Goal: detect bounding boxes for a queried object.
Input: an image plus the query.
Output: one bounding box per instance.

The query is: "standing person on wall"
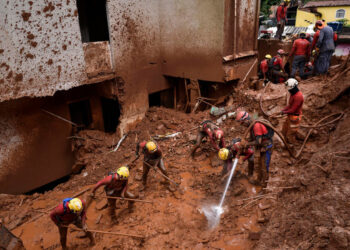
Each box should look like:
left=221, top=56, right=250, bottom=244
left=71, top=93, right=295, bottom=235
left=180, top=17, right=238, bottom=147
left=275, top=0, right=289, bottom=40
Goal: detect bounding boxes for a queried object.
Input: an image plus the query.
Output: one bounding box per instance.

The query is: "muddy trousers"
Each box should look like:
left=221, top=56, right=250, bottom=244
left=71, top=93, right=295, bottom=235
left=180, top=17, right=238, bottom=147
left=291, top=55, right=306, bottom=79
left=106, top=190, right=138, bottom=220
left=275, top=19, right=285, bottom=40
left=58, top=220, right=94, bottom=249
left=282, top=115, right=302, bottom=144
left=253, top=146, right=273, bottom=187
left=142, top=158, right=169, bottom=186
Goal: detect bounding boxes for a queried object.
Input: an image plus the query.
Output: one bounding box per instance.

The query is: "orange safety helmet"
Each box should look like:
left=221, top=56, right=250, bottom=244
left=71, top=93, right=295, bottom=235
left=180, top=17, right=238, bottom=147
left=277, top=49, right=286, bottom=55
left=315, top=20, right=324, bottom=30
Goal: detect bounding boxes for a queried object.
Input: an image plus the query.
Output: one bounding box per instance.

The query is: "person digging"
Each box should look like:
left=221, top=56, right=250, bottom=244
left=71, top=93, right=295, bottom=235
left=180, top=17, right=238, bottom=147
left=50, top=197, right=95, bottom=250
left=91, top=166, right=138, bottom=224
left=136, top=140, right=175, bottom=192
left=235, top=111, right=274, bottom=187
left=218, top=138, right=254, bottom=177
left=190, top=120, right=225, bottom=158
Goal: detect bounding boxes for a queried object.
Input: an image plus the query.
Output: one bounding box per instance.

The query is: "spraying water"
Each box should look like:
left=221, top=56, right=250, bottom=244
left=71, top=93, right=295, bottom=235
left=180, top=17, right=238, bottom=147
left=202, top=158, right=239, bottom=229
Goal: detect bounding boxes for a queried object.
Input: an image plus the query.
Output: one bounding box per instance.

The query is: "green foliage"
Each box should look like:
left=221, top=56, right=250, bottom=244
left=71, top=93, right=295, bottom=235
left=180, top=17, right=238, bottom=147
left=260, top=0, right=280, bottom=17
left=337, top=18, right=349, bottom=25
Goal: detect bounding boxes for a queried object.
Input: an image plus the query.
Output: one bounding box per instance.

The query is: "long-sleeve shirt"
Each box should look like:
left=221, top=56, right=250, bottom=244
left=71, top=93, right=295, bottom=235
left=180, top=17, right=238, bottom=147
left=271, top=56, right=284, bottom=71
left=282, top=91, right=304, bottom=115
left=290, top=38, right=310, bottom=57
left=311, top=30, right=337, bottom=52
left=276, top=5, right=287, bottom=22
left=93, top=174, right=128, bottom=193
left=201, top=122, right=225, bottom=150
left=260, top=59, right=269, bottom=74
left=229, top=145, right=254, bottom=161
left=50, top=200, right=87, bottom=225
left=316, top=26, right=335, bottom=53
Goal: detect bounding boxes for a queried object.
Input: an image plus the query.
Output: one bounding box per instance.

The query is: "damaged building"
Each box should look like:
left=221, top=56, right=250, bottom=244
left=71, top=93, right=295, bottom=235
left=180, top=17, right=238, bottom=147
left=0, top=0, right=260, bottom=194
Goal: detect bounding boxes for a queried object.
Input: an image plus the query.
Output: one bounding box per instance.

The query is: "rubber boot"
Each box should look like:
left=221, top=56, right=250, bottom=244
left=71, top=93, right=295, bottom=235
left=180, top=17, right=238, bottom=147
left=107, top=199, right=118, bottom=224
left=58, top=226, right=68, bottom=250
left=248, top=161, right=254, bottom=177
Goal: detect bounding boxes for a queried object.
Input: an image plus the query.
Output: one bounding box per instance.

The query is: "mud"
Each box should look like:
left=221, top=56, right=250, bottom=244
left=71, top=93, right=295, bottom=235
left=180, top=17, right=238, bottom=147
left=1, top=66, right=350, bottom=249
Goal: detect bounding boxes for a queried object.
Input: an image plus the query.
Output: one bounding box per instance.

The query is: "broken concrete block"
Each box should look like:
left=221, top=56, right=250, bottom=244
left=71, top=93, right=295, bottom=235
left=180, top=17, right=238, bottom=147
left=95, top=199, right=108, bottom=210
left=0, top=222, right=25, bottom=250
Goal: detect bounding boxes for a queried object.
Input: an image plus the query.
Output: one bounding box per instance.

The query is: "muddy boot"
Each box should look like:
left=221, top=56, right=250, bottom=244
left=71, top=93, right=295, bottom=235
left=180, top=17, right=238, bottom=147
left=248, top=161, right=254, bottom=177
left=108, top=200, right=118, bottom=224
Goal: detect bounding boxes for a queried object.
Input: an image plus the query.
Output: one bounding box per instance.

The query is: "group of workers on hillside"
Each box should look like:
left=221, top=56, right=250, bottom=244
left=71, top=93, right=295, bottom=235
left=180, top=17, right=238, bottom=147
left=266, top=1, right=337, bottom=82
left=50, top=138, right=175, bottom=249
left=49, top=75, right=305, bottom=249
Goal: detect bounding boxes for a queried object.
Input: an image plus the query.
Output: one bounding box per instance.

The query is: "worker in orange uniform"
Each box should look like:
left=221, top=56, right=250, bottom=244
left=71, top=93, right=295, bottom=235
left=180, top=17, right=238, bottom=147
left=190, top=120, right=225, bottom=157
left=50, top=198, right=95, bottom=249
left=218, top=138, right=254, bottom=177
left=259, top=54, right=272, bottom=83
left=290, top=32, right=310, bottom=79
left=275, top=0, right=289, bottom=40
left=268, top=49, right=288, bottom=83
left=281, top=78, right=304, bottom=145
left=136, top=140, right=173, bottom=191
left=91, top=166, right=137, bottom=223
left=235, top=111, right=274, bottom=186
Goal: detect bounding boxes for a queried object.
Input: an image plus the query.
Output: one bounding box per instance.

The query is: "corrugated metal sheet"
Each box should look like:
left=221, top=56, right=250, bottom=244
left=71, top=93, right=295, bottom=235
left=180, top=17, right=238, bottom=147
left=283, top=26, right=308, bottom=36
left=304, top=1, right=350, bottom=8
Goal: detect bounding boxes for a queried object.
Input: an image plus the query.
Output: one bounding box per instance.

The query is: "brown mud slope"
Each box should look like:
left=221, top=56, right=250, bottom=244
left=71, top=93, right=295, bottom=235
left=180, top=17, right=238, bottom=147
left=1, top=70, right=350, bottom=249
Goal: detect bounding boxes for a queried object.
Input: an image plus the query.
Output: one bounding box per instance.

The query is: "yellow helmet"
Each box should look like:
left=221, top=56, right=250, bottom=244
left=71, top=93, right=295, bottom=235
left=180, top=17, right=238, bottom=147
left=68, top=198, right=83, bottom=213
left=145, top=141, right=157, bottom=153
left=265, top=54, right=272, bottom=59
left=218, top=148, right=229, bottom=161
left=117, top=166, right=129, bottom=179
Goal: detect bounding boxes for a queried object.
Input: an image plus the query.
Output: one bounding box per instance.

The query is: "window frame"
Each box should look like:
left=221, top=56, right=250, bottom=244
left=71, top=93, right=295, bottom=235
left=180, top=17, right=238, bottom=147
left=335, top=9, right=346, bottom=19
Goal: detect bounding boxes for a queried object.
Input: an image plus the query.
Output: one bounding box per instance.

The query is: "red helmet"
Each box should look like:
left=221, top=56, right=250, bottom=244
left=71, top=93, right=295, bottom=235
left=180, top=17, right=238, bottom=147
left=235, top=111, right=250, bottom=122
left=214, top=129, right=224, bottom=140
left=277, top=49, right=285, bottom=55
left=315, top=20, right=324, bottom=29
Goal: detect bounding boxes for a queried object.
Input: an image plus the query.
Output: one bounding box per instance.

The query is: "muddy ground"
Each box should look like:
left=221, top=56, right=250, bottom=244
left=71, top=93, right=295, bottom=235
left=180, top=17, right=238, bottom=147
left=1, top=65, right=350, bottom=249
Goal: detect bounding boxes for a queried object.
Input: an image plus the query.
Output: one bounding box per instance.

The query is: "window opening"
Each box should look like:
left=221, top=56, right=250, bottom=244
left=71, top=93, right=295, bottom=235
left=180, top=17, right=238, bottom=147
left=101, top=97, right=120, bottom=133
left=336, top=9, right=345, bottom=19
left=68, top=99, right=92, bottom=129
left=149, top=88, right=174, bottom=108
left=76, top=0, right=110, bottom=42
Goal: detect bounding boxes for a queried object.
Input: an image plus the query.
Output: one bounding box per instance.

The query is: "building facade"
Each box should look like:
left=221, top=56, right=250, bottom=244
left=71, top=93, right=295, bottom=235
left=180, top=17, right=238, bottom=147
left=0, top=0, right=260, bottom=193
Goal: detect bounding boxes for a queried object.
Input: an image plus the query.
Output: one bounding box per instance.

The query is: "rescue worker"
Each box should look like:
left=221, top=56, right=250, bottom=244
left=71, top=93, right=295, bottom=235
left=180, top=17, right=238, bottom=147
left=235, top=111, right=274, bottom=186
left=218, top=138, right=254, bottom=176
left=290, top=32, right=310, bottom=79
left=259, top=54, right=272, bottom=83
left=91, top=166, right=137, bottom=223
left=311, top=20, right=337, bottom=75
left=136, top=140, right=173, bottom=191
left=316, top=21, right=335, bottom=78
left=275, top=0, right=289, bottom=40
left=268, top=49, right=288, bottom=83
left=190, top=120, right=225, bottom=157
left=50, top=198, right=95, bottom=250
left=281, top=78, right=304, bottom=145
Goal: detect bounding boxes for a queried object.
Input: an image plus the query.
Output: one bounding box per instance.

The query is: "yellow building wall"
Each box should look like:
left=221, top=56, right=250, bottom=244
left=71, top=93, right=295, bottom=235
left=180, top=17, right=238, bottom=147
left=296, top=6, right=350, bottom=27
left=296, top=9, right=317, bottom=27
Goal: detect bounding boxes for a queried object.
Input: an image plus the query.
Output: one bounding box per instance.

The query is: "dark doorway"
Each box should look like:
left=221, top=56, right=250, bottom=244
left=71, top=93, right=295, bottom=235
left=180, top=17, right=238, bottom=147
left=68, top=99, right=92, bottom=128
left=25, top=175, right=70, bottom=195
left=101, top=97, right=120, bottom=133
left=76, top=0, right=110, bottom=42
left=149, top=88, right=174, bottom=108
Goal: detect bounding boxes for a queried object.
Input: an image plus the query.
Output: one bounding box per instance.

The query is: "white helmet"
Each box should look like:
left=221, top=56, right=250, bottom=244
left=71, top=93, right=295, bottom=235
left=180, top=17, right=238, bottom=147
left=285, top=78, right=298, bottom=90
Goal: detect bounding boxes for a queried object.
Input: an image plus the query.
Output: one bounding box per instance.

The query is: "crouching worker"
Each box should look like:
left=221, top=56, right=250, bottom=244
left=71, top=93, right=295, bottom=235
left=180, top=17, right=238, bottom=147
left=136, top=140, right=174, bottom=191
left=218, top=138, right=254, bottom=176
left=91, top=166, right=137, bottom=223
left=50, top=198, right=94, bottom=250
left=191, top=120, right=225, bottom=157
left=235, top=111, right=274, bottom=187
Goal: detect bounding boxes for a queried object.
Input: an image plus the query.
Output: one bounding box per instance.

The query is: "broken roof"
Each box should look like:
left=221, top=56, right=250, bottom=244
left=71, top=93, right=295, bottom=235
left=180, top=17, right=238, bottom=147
left=303, top=0, right=350, bottom=8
